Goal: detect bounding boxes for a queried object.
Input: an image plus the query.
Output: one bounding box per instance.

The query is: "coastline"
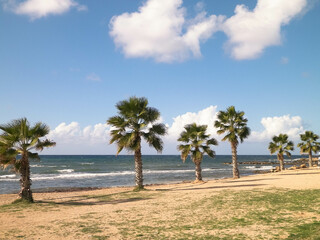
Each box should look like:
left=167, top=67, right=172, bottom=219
left=1, top=167, right=319, bottom=204
left=1, top=168, right=320, bottom=239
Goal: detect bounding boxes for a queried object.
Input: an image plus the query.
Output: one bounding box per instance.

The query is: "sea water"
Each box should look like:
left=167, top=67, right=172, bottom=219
left=0, top=155, right=302, bottom=194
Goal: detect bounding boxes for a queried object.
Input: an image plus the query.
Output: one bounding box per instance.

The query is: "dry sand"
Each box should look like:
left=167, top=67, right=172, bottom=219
left=1, top=168, right=320, bottom=239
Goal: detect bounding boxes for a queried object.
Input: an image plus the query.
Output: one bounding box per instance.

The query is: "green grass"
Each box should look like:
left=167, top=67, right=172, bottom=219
left=2, top=188, right=320, bottom=239
left=287, top=221, right=320, bottom=239
left=111, top=189, right=320, bottom=239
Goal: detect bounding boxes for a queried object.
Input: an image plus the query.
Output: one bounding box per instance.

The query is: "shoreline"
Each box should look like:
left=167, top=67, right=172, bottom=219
left=1, top=167, right=319, bottom=204
left=1, top=170, right=266, bottom=195
left=1, top=168, right=320, bottom=239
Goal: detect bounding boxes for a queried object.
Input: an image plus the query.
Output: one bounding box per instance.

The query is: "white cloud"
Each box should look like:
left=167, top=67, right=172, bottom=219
left=167, top=106, right=218, bottom=140
left=222, top=0, right=307, bottom=60
left=250, top=115, right=305, bottom=141
left=86, top=73, right=101, bottom=82
left=109, top=0, right=224, bottom=63
left=44, top=122, right=113, bottom=154
left=48, top=122, right=109, bottom=144
left=4, top=0, right=86, bottom=19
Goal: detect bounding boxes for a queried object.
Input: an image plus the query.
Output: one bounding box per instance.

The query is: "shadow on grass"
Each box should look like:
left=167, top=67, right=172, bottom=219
left=36, top=197, right=150, bottom=206
left=280, top=172, right=320, bottom=176
left=157, top=183, right=267, bottom=192
left=226, top=178, right=280, bottom=183
left=35, top=190, right=153, bottom=206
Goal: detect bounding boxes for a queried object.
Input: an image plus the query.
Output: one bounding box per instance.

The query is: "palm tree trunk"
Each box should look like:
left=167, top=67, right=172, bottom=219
left=309, top=150, right=313, bottom=168
left=231, top=142, right=240, bottom=179
left=278, top=154, right=284, bottom=171
left=195, top=161, right=202, bottom=181
left=134, top=138, right=143, bottom=189
left=19, top=153, right=33, bottom=202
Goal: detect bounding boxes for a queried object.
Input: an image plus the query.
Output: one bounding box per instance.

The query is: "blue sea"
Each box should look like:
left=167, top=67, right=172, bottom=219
left=0, top=155, right=303, bottom=194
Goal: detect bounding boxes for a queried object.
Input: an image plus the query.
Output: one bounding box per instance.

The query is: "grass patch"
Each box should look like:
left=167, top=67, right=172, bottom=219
left=111, top=189, right=320, bottom=239
left=287, top=221, right=320, bottom=239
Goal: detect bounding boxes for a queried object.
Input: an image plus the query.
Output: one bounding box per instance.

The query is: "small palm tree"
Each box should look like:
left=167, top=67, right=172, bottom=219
left=178, top=123, right=217, bottom=182
left=297, top=131, right=320, bottom=168
left=268, top=134, right=294, bottom=171
left=214, top=106, right=250, bottom=179
left=107, top=97, right=167, bottom=190
left=0, top=118, right=56, bottom=202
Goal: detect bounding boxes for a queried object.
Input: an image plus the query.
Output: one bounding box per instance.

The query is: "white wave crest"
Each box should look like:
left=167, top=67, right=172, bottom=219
left=30, top=164, right=45, bottom=168
left=57, top=169, right=74, bottom=173
left=0, top=174, right=16, bottom=179
left=245, top=166, right=273, bottom=170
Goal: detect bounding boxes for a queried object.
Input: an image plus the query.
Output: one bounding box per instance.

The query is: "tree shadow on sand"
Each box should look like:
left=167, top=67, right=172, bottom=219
left=156, top=183, right=268, bottom=192
left=35, top=191, right=153, bottom=206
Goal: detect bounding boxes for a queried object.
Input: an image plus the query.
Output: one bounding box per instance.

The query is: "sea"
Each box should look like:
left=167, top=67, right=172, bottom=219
left=0, top=155, right=303, bottom=194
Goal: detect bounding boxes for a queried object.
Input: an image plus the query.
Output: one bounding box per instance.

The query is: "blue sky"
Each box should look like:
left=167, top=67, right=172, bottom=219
left=1, top=0, right=319, bottom=155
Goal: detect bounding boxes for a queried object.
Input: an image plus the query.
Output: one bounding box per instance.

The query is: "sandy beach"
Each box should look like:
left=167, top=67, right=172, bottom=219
left=1, top=168, right=320, bottom=239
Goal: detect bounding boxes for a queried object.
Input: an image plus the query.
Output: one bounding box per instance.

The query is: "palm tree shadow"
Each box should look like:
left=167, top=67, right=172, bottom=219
left=280, top=171, right=320, bottom=176
left=35, top=190, right=152, bottom=206
left=156, top=183, right=268, bottom=192
left=226, top=178, right=280, bottom=183
left=37, top=197, right=151, bottom=206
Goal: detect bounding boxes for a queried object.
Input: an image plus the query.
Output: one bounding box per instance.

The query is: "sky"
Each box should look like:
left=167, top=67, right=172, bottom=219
left=0, top=0, right=319, bottom=155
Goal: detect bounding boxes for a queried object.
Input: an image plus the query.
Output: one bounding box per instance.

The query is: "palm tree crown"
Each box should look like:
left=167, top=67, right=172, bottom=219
left=107, top=97, right=166, bottom=189
left=0, top=118, right=56, bottom=171
left=178, top=123, right=218, bottom=181
left=214, top=106, right=250, bottom=145
left=0, top=118, right=56, bottom=202
left=268, top=134, right=294, bottom=171
left=107, top=97, right=166, bottom=154
left=297, top=131, right=320, bottom=167
left=268, top=134, right=294, bottom=157
left=178, top=123, right=217, bottom=162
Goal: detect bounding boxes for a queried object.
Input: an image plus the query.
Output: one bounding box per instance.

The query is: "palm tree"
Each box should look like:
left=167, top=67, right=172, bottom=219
left=177, top=123, right=218, bottom=182
left=214, top=106, right=250, bottom=179
left=107, top=97, right=166, bottom=190
left=268, top=134, right=294, bottom=171
left=297, top=131, right=320, bottom=168
left=0, top=118, right=56, bottom=202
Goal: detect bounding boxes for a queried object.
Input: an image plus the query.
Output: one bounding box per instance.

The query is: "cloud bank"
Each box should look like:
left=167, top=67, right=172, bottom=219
left=43, top=106, right=306, bottom=154
left=3, top=0, right=87, bottom=19
left=109, top=0, right=224, bottom=63
left=250, top=115, right=305, bottom=141
left=109, top=0, right=308, bottom=62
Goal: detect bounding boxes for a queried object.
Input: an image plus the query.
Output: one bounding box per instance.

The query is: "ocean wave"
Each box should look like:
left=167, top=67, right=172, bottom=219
left=57, top=169, right=74, bottom=173
left=30, top=164, right=45, bottom=168
left=0, top=168, right=227, bottom=182
left=245, top=166, right=273, bottom=170
left=81, top=163, right=94, bottom=165
left=0, top=174, right=16, bottom=179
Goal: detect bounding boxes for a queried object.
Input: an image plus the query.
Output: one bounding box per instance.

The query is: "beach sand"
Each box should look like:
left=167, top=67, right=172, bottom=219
left=1, top=168, right=320, bottom=239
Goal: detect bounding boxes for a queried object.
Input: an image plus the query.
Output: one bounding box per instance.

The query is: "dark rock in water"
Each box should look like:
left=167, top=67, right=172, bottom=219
left=223, top=161, right=278, bottom=165
left=300, top=164, right=307, bottom=169
left=223, top=158, right=319, bottom=166
left=253, top=170, right=270, bottom=174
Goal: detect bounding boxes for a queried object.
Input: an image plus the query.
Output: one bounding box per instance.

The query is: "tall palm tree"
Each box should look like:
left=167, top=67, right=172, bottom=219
left=214, top=106, right=250, bottom=179
left=297, top=131, right=320, bottom=168
left=0, top=118, right=56, bottom=202
left=268, top=134, right=294, bottom=171
left=107, top=97, right=166, bottom=190
left=177, top=123, right=218, bottom=182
